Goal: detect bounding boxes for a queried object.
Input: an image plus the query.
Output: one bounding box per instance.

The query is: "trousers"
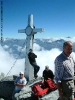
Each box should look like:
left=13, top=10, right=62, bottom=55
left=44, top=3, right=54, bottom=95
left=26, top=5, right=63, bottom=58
left=31, top=62, right=40, bottom=76
left=59, top=80, right=74, bottom=100
left=12, top=90, right=20, bottom=100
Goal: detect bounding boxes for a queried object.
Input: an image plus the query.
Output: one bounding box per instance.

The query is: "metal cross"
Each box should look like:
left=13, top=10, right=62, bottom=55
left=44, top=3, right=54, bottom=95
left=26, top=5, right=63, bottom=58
left=18, top=14, right=44, bottom=81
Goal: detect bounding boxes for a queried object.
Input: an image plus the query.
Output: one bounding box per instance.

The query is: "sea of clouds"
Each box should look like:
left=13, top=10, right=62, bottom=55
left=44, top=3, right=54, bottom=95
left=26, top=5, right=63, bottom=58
left=0, top=43, right=75, bottom=77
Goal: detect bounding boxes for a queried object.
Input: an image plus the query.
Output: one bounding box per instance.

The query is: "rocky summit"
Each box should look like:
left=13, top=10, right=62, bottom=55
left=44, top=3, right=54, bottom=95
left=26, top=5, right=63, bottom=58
left=0, top=76, right=59, bottom=100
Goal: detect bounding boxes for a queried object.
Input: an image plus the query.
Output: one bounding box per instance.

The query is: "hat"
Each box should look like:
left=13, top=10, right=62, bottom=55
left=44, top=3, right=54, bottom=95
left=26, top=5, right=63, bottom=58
left=45, top=65, right=49, bottom=69
left=19, top=71, right=24, bottom=75
left=29, top=49, right=32, bottom=51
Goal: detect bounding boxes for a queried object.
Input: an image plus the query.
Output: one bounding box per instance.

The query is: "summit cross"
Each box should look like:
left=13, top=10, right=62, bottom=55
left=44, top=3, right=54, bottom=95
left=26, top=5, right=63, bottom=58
left=18, top=14, right=44, bottom=81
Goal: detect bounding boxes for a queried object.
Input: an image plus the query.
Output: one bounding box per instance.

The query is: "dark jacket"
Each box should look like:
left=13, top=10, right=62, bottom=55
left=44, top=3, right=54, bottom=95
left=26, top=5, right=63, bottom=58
left=28, top=52, right=37, bottom=64
left=43, top=69, right=54, bottom=80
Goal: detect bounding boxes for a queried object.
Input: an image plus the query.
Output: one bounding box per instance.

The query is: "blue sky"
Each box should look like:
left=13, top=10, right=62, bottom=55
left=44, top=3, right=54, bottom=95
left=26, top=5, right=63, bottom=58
left=0, top=0, right=75, bottom=38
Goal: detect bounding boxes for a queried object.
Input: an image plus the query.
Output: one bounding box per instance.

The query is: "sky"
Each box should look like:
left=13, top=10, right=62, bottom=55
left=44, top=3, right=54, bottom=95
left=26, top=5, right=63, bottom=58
left=0, top=43, right=75, bottom=77
left=0, top=0, right=75, bottom=39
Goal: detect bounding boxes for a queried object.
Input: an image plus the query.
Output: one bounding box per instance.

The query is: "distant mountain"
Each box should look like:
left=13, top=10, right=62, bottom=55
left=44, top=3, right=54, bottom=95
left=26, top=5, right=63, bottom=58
left=0, top=37, right=75, bottom=58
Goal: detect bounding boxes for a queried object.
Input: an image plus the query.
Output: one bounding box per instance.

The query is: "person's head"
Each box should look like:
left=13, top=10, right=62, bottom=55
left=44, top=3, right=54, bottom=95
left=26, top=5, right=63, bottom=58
left=63, top=41, right=73, bottom=57
left=29, top=49, right=33, bottom=53
left=45, top=65, right=49, bottom=71
left=19, top=71, right=24, bottom=79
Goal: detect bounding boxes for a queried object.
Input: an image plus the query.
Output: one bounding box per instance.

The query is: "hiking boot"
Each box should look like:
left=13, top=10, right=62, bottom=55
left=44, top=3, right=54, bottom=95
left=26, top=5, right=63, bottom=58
left=34, top=74, right=38, bottom=78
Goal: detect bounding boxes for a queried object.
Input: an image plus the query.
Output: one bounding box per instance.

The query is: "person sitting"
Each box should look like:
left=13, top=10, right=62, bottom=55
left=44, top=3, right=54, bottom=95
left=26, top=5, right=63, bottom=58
left=12, top=71, right=27, bottom=100
left=28, top=49, right=40, bottom=78
left=43, top=65, right=54, bottom=81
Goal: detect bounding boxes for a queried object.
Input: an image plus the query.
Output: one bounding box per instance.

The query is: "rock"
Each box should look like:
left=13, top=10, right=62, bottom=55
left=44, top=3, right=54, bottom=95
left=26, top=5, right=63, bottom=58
left=0, top=98, right=4, bottom=100
left=14, top=86, right=32, bottom=99
left=0, top=76, right=59, bottom=100
left=0, top=75, right=18, bottom=100
left=39, top=90, right=59, bottom=100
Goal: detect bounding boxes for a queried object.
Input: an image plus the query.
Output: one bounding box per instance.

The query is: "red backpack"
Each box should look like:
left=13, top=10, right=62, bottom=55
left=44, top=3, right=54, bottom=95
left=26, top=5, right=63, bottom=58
left=45, top=78, right=57, bottom=91
left=32, top=82, right=49, bottom=97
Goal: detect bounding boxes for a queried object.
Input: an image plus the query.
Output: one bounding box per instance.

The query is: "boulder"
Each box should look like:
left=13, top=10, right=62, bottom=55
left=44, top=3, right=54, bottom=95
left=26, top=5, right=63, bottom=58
left=0, top=75, right=18, bottom=100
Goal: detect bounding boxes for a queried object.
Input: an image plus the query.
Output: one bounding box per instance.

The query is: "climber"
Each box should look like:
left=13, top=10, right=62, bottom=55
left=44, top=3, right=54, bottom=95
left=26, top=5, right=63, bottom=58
left=28, top=49, right=40, bottom=78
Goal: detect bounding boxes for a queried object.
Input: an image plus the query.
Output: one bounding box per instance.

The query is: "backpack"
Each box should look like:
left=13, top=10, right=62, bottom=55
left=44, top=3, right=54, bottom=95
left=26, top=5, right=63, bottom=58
left=32, top=82, right=49, bottom=97
left=45, top=78, right=57, bottom=91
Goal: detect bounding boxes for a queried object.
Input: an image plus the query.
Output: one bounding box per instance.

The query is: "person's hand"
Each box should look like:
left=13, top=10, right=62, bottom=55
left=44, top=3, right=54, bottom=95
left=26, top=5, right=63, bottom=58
left=16, top=82, right=24, bottom=87
left=48, top=78, right=52, bottom=80
left=48, top=78, right=49, bottom=79
left=14, top=82, right=19, bottom=86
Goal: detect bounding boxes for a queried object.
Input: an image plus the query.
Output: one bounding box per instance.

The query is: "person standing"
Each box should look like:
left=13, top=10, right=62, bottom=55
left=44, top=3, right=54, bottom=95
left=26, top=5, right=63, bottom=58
left=28, top=49, right=40, bottom=78
left=54, top=41, right=75, bottom=100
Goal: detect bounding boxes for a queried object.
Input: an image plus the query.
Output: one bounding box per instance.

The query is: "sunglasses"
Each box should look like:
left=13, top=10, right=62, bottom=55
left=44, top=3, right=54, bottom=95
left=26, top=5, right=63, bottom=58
left=19, top=74, right=23, bottom=75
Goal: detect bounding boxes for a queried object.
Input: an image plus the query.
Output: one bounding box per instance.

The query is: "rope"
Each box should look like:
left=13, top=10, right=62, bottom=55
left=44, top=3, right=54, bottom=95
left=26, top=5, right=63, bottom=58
left=5, top=40, right=26, bottom=77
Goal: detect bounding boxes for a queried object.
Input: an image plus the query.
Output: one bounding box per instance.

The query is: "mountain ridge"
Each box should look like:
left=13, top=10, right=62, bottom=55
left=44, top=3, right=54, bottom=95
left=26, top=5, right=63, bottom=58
left=0, top=37, right=75, bottom=59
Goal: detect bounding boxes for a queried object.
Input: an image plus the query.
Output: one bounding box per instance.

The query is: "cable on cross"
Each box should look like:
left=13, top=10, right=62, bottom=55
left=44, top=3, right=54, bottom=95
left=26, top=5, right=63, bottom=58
left=5, top=40, right=26, bottom=77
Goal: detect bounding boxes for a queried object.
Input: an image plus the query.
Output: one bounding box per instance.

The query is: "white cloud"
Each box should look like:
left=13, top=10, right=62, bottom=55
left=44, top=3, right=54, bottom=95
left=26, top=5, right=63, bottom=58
left=17, top=46, right=22, bottom=52
left=34, top=48, right=62, bottom=76
left=33, top=43, right=75, bottom=76
left=41, top=37, right=75, bottom=43
left=63, top=37, right=75, bottom=43
left=9, top=48, right=13, bottom=53
left=71, top=52, right=75, bottom=60
left=33, top=43, right=43, bottom=51
left=17, top=46, right=25, bottom=53
left=0, top=43, right=75, bottom=78
left=3, top=45, right=9, bottom=49
left=0, top=46, right=25, bottom=76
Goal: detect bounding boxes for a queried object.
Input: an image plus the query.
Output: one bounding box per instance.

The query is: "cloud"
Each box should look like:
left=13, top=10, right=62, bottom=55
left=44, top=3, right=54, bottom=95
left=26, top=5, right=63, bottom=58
left=63, top=37, right=75, bottom=43
left=3, top=45, right=9, bottom=49
left=71, top=52, right=75, bottom=60
left=40, top=37, right=75, bottom=43
left=17, top=46, right=25, bottom=53
left=33, top=43, right=42, bottom=51
left=0, top=45, right=25, bottom=76
left=8, top=48, right=13, bottom=53
left=0, top=43, right=75, bottom=78
left=34, top=43, right=75, bottom=76
left=34, top=47, right=62, bottom=76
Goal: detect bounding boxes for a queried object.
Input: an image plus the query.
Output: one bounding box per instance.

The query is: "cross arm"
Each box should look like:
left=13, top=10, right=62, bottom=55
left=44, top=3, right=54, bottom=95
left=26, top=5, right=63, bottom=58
left=33, top=28, right=44, bottom=34
left=18, top=29, right=26, bottom=33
